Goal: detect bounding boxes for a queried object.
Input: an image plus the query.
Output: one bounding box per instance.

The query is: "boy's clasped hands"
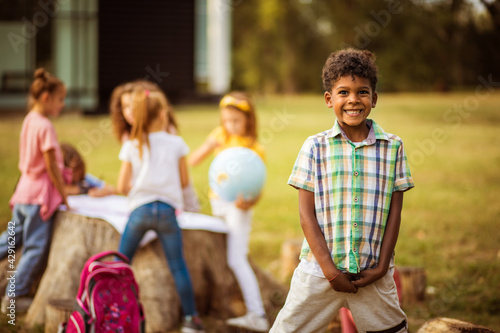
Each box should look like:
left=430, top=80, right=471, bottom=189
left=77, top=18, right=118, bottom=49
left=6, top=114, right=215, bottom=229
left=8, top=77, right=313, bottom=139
left=329, top=266, right=387, bottom=294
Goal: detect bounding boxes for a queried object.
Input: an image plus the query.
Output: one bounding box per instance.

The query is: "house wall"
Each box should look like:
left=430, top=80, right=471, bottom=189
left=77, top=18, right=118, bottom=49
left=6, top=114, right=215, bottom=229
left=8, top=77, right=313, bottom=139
left=0, top=0, right=232, bottom=111
left=98, top=0, right=195, bottom=106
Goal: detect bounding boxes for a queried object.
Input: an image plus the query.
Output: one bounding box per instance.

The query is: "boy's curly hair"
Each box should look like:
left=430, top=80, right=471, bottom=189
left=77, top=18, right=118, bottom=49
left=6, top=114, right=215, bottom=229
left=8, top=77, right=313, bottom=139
left=322, top=48, right=378, bottom=93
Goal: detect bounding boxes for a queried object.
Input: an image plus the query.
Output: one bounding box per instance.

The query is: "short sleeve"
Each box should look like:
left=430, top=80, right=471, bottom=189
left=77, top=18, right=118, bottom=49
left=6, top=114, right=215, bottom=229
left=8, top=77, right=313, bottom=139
left=288, top=138, right=315, bottom=192
left=39, top=121, right=59, bottom=153
left=118, top=140, right=133, bottom=162
left=84, top=173, right=105, bottom=189
left=393, top=141, right=414, bottom=192
left=178, top=137, right=190, bottom=157
left=207, top=126, right=225, bottom=145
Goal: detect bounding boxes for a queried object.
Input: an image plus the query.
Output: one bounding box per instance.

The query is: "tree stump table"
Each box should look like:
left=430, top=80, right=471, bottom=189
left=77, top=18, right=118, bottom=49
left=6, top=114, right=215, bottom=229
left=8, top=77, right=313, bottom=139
left=417, top=317, right=496, bottom=333
left=13, top=211, right=287, bottom=332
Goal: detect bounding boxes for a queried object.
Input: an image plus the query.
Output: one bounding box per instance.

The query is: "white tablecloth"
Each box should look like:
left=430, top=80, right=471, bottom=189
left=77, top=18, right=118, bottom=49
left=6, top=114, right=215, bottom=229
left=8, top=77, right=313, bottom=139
left=61, top=195, right=228, bottom=246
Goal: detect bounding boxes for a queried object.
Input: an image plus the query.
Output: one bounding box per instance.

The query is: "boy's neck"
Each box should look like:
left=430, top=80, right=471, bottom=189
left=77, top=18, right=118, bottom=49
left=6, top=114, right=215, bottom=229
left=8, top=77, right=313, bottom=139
left=338, top=121, right=370, bottom=143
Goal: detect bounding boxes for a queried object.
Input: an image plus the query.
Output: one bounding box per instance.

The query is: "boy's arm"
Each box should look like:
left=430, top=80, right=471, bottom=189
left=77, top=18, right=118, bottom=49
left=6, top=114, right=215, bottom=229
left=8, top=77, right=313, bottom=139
left=352, top=190, right=404, bottom=288
left=88, top=184, right=116, bottom=197
left=64, top=184, right=82, bottom=195
left=298, top=189, right=358, bottom=293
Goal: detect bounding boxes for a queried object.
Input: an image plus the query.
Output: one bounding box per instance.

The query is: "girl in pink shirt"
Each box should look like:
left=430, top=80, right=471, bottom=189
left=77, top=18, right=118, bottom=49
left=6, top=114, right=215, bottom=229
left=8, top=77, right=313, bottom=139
left=1, top=68, right=67, bottom=313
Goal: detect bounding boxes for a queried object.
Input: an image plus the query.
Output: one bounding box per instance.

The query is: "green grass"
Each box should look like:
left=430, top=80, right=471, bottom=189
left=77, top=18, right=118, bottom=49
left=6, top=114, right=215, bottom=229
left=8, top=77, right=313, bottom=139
left=1, top=92, right=499, bottom=331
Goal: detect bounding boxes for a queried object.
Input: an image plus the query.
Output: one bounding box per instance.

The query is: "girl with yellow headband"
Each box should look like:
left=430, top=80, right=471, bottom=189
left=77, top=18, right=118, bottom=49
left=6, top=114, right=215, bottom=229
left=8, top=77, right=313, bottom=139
left=189, top=92, right=264, bottom=163
left=189, top=92, right=269, bottom=332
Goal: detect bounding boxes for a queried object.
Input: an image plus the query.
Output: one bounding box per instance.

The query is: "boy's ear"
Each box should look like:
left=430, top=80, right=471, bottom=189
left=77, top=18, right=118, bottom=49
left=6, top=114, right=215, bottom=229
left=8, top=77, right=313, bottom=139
left=324, top=91, right=333, bottom=108
left=372, top=91, right=378, bottom=108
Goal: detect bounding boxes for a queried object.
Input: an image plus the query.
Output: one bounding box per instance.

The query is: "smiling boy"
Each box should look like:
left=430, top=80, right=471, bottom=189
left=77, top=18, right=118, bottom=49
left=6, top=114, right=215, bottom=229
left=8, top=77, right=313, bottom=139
left=270, top=49, right=414, bottom=333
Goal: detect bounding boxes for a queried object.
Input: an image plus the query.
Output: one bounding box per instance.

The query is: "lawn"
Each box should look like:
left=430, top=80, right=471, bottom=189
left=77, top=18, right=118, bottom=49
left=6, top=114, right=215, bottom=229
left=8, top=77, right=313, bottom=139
left=0, top=92, right=499, bottom=331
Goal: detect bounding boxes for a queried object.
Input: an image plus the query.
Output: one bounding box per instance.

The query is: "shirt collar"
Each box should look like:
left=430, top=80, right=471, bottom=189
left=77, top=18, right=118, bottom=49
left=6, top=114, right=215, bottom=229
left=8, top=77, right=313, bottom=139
left=328, top=119, right=389, bottom=144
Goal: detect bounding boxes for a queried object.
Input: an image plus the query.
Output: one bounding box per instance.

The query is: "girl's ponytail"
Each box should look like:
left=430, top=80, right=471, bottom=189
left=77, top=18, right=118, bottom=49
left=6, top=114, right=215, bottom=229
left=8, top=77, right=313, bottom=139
left=130, top=89, right=150, bottom=159
left=128, top=87, right=169, bottom=159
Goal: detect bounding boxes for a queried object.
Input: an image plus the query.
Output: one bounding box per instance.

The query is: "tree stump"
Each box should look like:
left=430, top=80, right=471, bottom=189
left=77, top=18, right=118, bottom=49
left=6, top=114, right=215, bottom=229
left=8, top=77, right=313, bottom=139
left=280, top=239, right=302, bottom=282
left=45, top=299, right=74, bottom=333
left=397, top=266, right=426, bottom=306
left=417, top=317, right=496, bottom=333
left=21, top=211, right=287, bottom=332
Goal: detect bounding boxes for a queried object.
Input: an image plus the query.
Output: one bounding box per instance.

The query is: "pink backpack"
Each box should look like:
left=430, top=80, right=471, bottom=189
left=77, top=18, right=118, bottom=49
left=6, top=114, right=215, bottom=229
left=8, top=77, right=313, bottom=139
left=60, top=251, right=145, bottom=333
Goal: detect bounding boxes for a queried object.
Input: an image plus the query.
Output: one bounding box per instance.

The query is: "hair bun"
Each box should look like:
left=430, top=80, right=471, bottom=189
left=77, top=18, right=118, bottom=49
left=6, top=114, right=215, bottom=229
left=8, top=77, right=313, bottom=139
left=34, top=68, right=49, bottom=81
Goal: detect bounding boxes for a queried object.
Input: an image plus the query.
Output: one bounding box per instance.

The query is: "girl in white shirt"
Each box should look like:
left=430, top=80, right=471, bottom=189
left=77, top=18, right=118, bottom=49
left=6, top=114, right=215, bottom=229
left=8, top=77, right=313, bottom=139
left=117, top=87, right=204, bottom=333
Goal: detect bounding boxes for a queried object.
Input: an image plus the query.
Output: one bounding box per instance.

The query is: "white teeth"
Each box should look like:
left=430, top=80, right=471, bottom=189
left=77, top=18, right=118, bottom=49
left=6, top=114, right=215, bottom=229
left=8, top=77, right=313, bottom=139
left=345, top=110, right=361, bottom=115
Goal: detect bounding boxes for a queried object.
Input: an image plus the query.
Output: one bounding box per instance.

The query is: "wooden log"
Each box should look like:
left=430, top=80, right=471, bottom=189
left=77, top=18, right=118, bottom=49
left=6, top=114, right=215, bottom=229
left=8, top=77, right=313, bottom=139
left=397, top=266, right=426, bottom=305
left=23, top=211, right=287, bottom=332
left=417, top=317, right=496, bottom=333
left=44, top=299, right=74, bottom=333
left=280, top=239, right=302, bottom=282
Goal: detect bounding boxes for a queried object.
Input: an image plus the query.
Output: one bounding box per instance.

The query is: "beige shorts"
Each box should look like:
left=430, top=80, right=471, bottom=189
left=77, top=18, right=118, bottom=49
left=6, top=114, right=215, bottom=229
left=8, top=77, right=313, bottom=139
left=270, top=267, right=407, bottom=333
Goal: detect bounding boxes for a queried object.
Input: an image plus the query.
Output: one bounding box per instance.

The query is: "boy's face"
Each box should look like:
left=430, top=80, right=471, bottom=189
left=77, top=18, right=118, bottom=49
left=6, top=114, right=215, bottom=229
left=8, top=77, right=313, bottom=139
left=324, top=75, right=377, bottom=130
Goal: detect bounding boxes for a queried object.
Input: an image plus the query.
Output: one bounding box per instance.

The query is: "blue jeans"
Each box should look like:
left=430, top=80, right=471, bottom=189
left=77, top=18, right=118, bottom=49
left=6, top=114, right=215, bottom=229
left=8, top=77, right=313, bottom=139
left=5, top=204, right=53, bottom=297
left=118, top=201, right=197, bottom=316
left=0, top=219, right=24, bottom=260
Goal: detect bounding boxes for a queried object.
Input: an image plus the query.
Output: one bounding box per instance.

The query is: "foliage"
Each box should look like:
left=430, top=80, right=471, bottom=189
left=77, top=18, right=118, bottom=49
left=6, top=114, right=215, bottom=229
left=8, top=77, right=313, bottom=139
left=232, top=0, right=500, bottom=93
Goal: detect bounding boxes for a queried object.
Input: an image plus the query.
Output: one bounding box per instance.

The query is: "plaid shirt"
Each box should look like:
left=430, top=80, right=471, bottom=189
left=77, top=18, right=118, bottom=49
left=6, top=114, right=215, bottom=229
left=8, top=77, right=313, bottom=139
left=288, top=119, right=414, bottom=273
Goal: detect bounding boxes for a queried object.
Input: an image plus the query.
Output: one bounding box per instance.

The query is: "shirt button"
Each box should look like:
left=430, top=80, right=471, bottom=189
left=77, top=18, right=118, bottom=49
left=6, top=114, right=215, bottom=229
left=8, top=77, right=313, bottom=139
left=353, top=223, right=358, bottom=227
left=354, top=171, right=359, bottom=176
left=353, top=248, right=357, bottom=252
left=354, top=197, right=358, bottom=203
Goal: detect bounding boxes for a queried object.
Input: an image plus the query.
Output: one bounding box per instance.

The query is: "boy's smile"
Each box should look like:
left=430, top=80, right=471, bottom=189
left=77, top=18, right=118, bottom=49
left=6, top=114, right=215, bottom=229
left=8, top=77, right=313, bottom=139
left=324, top=75, right=377, bottom=140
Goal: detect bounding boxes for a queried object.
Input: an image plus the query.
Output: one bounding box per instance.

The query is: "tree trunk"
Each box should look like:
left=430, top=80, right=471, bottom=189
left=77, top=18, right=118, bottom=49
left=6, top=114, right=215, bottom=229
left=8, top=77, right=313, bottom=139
left=417, top=317, right=496, bottom=333
left=20, top=211, right=287, bottom=332
left=397, top=266, right=427, bottom=306
left=279, top=239, right=302, bottom=282
left=44, top=299, right=74, bottom=333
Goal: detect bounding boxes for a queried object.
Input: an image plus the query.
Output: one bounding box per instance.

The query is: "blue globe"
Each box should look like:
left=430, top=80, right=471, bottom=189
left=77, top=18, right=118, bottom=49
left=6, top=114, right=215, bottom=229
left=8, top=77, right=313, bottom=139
left=208, top=147, right=266, bottom=202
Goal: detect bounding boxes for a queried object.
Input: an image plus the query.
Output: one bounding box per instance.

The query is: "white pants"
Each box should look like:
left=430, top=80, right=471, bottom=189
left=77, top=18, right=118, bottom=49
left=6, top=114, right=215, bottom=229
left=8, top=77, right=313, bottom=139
left=210, top=198, right=266, bottom=316
left=271, top=267, right=407, bottom=333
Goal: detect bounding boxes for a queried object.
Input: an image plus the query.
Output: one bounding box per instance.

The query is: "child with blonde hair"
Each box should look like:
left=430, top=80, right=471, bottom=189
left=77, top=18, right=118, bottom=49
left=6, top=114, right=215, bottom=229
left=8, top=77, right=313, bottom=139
left=110, top=80, right=178, bottom=143
left=189, top=92, right=269, bottom=332
left=109, top=80, right=200, bottom=212
left=1, top=68, right=68, bottom=314
left=116, top=87, right=204, bottom=333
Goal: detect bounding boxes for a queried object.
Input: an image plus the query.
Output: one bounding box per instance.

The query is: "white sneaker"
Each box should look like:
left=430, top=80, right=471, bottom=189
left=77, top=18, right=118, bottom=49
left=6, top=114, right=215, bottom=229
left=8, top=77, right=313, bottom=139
left=226, top=312, right=270, bottom=332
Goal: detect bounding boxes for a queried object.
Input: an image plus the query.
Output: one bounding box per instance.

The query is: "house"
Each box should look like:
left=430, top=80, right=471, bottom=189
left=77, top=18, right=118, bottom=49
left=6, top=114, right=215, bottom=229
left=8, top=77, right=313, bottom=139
left=0, top=0, right=231, bottom=111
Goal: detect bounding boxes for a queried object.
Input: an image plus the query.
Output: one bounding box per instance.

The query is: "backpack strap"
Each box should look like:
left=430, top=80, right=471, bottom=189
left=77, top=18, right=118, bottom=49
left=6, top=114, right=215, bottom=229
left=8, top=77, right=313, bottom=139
left=74, top=251, right=130, bottom=312
left=87, top=251, right=130, bottom=264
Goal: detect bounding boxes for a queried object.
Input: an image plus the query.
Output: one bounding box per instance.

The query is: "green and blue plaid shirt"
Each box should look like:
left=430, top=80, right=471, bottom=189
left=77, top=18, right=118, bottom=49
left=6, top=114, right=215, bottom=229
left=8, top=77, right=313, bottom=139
left=288, top=119, right=414, bottom=273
